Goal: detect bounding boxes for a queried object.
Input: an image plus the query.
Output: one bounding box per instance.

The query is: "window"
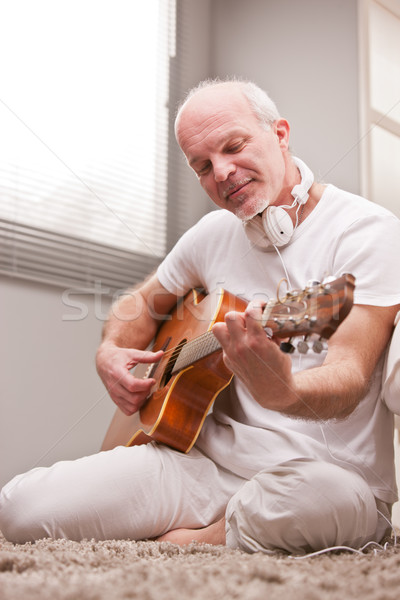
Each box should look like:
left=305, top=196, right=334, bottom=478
left=360, top=0, right=400, bottom=217
left=0, top=0, right=176, bottom=292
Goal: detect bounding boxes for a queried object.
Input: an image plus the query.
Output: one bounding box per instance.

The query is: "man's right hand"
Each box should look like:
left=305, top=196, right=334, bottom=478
left=96, top=341, right=164, bottom=415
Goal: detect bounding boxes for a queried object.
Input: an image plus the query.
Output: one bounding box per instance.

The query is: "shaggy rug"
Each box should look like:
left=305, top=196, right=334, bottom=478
left=1, top=534, right=400, bottom=600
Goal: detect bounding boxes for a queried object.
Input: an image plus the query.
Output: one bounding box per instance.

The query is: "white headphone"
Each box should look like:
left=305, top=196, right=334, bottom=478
left=243, top=157, right=314, bottom=250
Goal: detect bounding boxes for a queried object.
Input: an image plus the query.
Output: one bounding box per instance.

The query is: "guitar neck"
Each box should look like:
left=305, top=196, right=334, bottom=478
left=172, top=330, right=221, bottom=374
left=170, top=273, right=355, bottom=373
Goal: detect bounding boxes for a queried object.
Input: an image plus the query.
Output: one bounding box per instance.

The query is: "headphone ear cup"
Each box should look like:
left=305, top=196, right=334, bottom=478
left=262, top=206, right=294, bottom=247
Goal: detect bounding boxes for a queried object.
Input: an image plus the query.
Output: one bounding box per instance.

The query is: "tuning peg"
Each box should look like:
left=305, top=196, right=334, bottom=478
left=306, top=279, right=321, bottom=289
left=297, top=340, right=309, bottom=354
left=312, top=339, right=324, bottom=353
left=321, top=275, right=337, bottom=294
left=273, top=318, right=284, bottom=330
left=280, top=341, right=295, bottom=354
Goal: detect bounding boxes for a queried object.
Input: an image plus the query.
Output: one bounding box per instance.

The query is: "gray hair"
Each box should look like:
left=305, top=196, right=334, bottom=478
left=174, top=77, right=280, bottom=136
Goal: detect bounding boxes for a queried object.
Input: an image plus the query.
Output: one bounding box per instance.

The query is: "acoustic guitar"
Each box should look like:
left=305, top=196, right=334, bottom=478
left=101, top=273, right=355, bottom=453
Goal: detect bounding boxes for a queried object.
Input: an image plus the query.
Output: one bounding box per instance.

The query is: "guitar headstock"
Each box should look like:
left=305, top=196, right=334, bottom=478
left=262, top=273, right=355, bottom=346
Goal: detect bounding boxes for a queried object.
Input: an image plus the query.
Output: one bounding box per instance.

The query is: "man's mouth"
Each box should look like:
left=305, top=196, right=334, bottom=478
left=223, top=178, right=253, bottom=200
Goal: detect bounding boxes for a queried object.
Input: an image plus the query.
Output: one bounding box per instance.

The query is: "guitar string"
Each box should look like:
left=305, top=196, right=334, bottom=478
left=158, top=330, right=218, bottom=363
left=147, top=275, right=345, bottom=373
left=154, top=280, right=344, bottom=364
left=147, top=330, right=216, bottom=370
left=148, top=292, right=314, bottom=372
left=150, top=283, right=330, bottom=368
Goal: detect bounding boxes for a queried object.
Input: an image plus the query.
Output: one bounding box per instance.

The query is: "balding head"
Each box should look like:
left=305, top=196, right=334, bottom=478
left=175, top=79, right=280, bottom=142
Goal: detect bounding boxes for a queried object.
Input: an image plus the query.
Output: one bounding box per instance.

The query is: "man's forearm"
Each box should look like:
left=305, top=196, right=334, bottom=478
left=219, top=303, right=397, bottom=423
left=101, top=287, right=157, bottom=349
left=95, top=274, right=179, bottom=415
left=100, top=273, right=178, bottom=350
left=281, top=304, right=399, bottom=421
left=280, top=362, right=368, bottom=421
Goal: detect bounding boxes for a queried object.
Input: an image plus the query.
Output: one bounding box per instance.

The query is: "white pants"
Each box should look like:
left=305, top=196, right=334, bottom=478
left=0, top=444, right=390, bottom=554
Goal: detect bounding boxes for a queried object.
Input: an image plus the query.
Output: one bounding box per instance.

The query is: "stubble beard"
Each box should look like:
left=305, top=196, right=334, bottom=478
left=234, top=194, right=270, bottom=221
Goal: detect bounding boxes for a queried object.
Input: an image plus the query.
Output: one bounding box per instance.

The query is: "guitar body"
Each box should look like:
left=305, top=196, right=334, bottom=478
left=101, top=274, right=355, bottom=454
left=101, top=289, right=247, bottom=453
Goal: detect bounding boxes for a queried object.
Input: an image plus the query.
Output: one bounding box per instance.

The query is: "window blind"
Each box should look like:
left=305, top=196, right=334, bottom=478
left=0, top=0, right=176, bottom=293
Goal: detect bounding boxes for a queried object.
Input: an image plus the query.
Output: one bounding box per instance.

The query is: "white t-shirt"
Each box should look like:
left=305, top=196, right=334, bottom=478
left=157, top=185, right=400, bottom=503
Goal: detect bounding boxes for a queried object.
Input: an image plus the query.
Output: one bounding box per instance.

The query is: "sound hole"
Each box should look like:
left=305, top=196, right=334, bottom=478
left=145, top=336, right=172, bottom=380
left=160, top=338, right=187, bottom=387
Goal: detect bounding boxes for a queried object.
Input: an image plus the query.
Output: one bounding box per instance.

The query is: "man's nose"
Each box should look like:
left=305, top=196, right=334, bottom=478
left=213, top=157, right=236, bottom=182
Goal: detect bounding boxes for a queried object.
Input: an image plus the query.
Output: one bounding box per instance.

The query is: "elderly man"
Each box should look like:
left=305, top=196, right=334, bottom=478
left=1, top=79, right=400, bottom=554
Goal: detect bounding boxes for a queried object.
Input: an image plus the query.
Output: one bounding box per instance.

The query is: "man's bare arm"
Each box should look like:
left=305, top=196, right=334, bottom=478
left=213, top=302, right=399, bottom=420
left=96, top=273, right=179, bottom=415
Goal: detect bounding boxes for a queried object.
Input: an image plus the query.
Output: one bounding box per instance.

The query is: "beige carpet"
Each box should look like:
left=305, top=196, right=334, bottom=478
left=1, top=534, right=400, bottom=600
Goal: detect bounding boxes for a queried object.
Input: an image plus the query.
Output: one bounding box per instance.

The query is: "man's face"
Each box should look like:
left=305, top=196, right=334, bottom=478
left=176, top=86, right=290, bottom=221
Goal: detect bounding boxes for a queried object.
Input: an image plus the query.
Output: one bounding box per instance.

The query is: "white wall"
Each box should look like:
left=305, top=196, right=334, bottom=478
left=211, top=0, right=360, bottom=193
left=0, top=276, right=115, bottom=488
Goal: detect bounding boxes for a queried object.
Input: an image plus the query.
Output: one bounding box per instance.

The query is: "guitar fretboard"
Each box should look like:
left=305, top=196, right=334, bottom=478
left=172, top=330, right=222, bottom=374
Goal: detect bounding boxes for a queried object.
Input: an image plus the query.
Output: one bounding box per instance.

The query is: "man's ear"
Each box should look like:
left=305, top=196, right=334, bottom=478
left=274, top=118, right=290, bottom=151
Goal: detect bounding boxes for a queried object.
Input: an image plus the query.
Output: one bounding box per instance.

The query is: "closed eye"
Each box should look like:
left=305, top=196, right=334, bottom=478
left=227, top=141, right=245, bottom=153
left=195, top=161, right=211, bottom=176
left=192, top=139, right=247, bottom=176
